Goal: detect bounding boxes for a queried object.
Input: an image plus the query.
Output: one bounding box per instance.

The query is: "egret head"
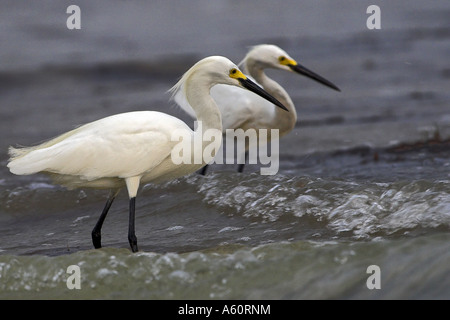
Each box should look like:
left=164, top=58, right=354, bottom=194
left=245, top=44, right=297, bottom=72
left=244, top=44, right=340, bottom=92
left=170, top=56, right=288, bottom=111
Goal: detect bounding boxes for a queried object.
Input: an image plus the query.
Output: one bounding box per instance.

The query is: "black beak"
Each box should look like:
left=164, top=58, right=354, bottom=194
left=238, top=78, right=289, bottom=112
left=289, top=63, right=341, bottom=92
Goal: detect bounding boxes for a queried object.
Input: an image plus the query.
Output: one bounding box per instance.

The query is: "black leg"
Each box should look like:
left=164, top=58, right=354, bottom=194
left=128, top=197, right=138, bottom=252
left=237, top=151, right=249, bottom=173
left=92, top=190, right=118, bottom=249
left=198, top=165, right=209, bottom=175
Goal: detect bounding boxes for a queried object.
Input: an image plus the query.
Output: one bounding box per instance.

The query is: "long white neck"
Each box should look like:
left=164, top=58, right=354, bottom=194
left=245, top=61, right=297, bottom=137
left=185, top=75, right=223, bottom=133
left=184, top=73, right=223, bottom=162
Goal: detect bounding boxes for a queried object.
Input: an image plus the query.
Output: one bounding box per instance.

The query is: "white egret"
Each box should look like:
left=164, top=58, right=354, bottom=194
left=175, top=44, right=340, bottom=174
left=7, top=56, right=287, bottom=252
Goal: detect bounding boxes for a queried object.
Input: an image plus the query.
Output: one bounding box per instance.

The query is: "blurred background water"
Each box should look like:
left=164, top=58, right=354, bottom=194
left=0, top=0, right=449, bottom=300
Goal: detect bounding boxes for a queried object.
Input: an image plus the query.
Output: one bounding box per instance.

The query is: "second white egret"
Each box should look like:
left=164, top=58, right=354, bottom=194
left=176, top=44, right=340, bottom=174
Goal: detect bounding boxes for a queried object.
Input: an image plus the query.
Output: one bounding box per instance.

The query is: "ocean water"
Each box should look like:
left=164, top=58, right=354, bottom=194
left=1, top=153, right=449, bottom=299
left=0, top=0, right=449, bottom=300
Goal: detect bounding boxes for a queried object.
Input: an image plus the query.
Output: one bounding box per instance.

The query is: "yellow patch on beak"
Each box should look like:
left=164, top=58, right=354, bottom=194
left=229, top=68, right=247, bottom=80
left=279, top=56, right=298, bottom=66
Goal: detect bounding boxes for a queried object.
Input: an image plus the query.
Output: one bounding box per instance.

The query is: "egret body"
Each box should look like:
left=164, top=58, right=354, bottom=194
left=7, top=56, right=287, bottom=252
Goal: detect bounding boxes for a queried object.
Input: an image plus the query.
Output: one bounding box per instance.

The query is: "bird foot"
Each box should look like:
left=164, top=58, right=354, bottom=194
left=92, top=231, right=102, bottom=249
left=128, top=235, right=139, bottom=252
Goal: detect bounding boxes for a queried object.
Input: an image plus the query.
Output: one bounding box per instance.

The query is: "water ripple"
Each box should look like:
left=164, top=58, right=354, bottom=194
left=194, top=173, right=450, bottom=239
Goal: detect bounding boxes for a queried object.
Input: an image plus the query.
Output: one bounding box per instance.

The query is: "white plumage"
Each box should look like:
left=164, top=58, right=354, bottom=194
left=7, top=55, right=287, bottom=252
left=175, top=44, right=340, bottom=172
left=9, top=112, right=186, bottom=183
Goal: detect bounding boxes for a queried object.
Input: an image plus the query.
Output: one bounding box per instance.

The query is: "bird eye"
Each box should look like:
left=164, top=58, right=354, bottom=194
left=229, top=68, right=242, bottom=79
left=278, top=56, right=296, bottom=66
